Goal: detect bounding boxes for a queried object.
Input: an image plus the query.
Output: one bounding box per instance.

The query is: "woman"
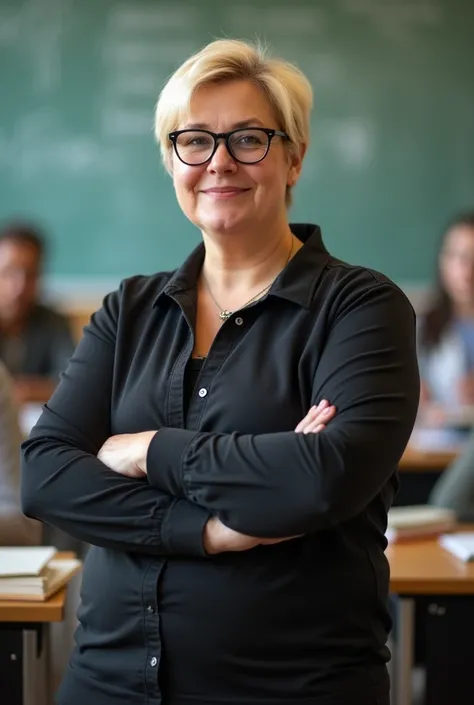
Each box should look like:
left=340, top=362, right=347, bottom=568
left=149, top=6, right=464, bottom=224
left=0, top=360, right=41, bottom=545
left=417, top=212, right=474, bottom=416
left=21, top=40, right=419, bottom=705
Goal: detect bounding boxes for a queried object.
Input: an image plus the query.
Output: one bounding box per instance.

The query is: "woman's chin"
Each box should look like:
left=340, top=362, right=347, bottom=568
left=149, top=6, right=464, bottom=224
left=197, top=209, right=250, bottom=236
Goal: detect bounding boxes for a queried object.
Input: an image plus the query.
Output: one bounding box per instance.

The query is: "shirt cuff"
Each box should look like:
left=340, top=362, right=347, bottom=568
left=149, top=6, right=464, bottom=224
left=161, top=499, right=210, bottom=557
left=146, top=427, right=197, bottom=496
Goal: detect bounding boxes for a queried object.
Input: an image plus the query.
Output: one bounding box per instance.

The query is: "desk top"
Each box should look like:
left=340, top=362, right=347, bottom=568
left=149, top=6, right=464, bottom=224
left=398, top=445, right=458, bottom=472
left=0, top=551, right=76, bottom=623
left=0, top=587, right=68, bottom=622
left=388, top=527, right=474, bottom=594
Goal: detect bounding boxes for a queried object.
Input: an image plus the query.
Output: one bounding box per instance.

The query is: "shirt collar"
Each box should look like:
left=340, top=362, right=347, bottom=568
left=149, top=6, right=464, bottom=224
left=153, top=223, right=330, bottom=310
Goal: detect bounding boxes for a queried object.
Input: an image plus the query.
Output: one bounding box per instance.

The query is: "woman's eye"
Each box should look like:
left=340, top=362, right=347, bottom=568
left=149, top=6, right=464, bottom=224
left=236, top=135, right=262, bottom=145
left=188, top=137, right=210, bottom=146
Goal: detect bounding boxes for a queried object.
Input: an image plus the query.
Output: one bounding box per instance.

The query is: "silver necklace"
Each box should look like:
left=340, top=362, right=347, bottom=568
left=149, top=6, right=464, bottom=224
left=204, top=237, right=295, bottom=322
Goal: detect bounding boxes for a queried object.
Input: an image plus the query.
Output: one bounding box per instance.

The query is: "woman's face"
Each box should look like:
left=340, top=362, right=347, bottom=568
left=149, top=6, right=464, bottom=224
left=170, top=79, right=303, bottom=238
left=439, top=225, right=474, bottom=308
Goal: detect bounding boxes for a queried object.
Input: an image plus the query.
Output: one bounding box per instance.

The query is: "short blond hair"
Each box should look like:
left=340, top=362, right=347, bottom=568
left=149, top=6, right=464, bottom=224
left=154, top=39, right=313, bottom=207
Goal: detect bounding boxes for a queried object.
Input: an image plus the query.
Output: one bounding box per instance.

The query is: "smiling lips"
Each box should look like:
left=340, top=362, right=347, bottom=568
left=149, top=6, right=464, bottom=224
left=202, top=187, right=250, bottom=199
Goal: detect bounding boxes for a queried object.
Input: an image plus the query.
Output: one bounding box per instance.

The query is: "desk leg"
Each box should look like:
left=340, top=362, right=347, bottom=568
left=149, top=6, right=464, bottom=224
left=0, top=627, right=23, bottom=704
left=424, top=597, right=474, bottom=705
left=0, top=625, right=49, bottom=705
left=23, top=627, right=50, bottom=705
left=393, top=596, right=415, bottom=705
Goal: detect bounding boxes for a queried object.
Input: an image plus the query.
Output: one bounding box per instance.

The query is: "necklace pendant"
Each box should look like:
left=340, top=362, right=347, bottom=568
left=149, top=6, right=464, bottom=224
left=219, top=309, right=232, bottom=321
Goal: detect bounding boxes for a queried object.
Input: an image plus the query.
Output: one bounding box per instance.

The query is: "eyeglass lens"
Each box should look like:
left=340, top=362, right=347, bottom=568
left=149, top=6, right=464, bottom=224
left=174, top=129, right=270, bottom=164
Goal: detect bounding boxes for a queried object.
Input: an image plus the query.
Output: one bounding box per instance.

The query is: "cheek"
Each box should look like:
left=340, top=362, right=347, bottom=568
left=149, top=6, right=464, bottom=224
left=254, top=163, right=288, bottom=198
left=172, top=161, right=203, bottom=199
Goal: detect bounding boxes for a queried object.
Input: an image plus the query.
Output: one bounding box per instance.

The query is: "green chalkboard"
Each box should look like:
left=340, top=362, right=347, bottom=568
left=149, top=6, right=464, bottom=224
left=0, top=0, right=473, bottom=286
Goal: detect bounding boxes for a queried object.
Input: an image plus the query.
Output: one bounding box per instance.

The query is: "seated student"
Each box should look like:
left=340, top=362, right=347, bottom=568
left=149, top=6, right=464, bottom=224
left=0, top=360, right=41, bottom=544
left=417, top=212, right=474, bottom=420
left=0, top=221, right=75, bottom=404
left=428, top=427, right=474, bottom=521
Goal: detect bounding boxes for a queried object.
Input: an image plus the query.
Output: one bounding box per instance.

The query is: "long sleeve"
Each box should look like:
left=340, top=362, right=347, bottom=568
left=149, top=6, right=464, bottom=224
left=147, top=283, right=420, bottom=536
left=0, top=363, right=42, bottom=545
left=21, top=287, right=210, bottom=556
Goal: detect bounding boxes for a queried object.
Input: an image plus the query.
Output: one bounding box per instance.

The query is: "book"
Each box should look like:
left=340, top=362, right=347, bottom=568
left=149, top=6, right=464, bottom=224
left=439, top=533, right=474, bottom=562
left=0, top=546, right=57, bottom=578
left=0, top=558, right=82, bottom=601
left=386, top=505, right=456, bottom=543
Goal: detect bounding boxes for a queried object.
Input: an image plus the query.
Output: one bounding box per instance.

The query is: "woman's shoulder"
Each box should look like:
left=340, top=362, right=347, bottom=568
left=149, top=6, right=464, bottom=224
left=86, top=271, right=178, bottom=338
left=101, top=270, right=177, bottom=310
left=320, top=255, right=415, bottom=318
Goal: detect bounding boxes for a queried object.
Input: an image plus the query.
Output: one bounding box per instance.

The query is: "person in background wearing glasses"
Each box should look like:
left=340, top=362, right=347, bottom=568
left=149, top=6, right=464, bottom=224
left=22, top=39, right=419, bottom=705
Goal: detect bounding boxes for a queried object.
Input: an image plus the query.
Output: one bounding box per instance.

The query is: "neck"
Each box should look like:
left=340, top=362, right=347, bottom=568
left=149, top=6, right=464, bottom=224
left=201, top=223, right=299, bottom=294
left=0, top=315, right=24, bottom=336
left=454, top=303, right=474, bottom=320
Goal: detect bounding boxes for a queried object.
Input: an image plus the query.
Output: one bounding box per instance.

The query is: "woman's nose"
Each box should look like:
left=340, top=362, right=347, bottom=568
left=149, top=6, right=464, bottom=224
left=207, top=140, right=237, bottom=173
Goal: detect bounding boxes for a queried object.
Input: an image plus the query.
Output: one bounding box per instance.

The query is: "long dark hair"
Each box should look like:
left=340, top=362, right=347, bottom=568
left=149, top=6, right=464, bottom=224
left=421, top=211, right=474, bottom=350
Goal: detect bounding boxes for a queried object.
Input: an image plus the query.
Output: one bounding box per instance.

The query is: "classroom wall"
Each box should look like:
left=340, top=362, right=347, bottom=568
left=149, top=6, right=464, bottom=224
left=0, top=0, right=473, bottom=305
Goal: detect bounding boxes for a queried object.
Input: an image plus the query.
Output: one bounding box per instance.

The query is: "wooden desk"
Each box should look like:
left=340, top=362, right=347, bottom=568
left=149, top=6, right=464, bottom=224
left=388, top=533, right=474, bottom=594
left=396, top=445, right=460, bottom=506
left=0, top=588, right=67, bottom=623
left=0, top=552, right=77, bottom=705
left=388, top=530, right=474, bottom=705
left=399, top=445, right=458, bottom=472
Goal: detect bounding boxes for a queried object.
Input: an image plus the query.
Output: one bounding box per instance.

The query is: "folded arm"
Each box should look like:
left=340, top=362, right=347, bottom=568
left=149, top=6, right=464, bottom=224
left=21, top=287, right=210, bottom=557
left=146, top=283, right=420, bottom=536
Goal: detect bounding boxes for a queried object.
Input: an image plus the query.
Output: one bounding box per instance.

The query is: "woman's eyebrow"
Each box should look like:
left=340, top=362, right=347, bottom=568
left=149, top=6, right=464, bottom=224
left=181, top=118, right=265, bottom=130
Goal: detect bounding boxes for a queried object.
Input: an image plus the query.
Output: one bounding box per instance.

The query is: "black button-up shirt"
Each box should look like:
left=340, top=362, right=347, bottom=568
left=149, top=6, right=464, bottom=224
left=21, top=224, right=419, bottom=705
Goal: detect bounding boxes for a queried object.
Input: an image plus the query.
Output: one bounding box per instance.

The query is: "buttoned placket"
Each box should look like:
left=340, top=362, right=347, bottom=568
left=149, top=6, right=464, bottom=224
left=165, top=292, right=251, bottom=434
left=143, top=560, right=165, bottom=701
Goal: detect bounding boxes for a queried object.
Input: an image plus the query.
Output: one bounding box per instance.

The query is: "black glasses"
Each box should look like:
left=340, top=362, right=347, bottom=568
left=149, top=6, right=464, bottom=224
left=168, top=127, right=289, bottom=166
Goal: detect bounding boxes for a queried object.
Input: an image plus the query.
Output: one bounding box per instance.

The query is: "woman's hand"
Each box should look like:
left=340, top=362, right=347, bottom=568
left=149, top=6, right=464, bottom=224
left=294, top=399, right=336, bottom=433
left=97, top=431, right=157, bottom=478
left=203, top=516, right=302, bottom=554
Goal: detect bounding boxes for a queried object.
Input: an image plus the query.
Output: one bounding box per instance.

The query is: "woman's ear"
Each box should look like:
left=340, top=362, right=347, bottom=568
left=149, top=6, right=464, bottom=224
left=287, top=143, right=307, bottom=186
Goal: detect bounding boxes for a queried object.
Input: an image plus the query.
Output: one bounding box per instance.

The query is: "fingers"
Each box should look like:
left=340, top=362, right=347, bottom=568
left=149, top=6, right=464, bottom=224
left=294, top=399, right=336, bottom=433
left=259, top=535, right=303, bottom=545
left=294, top=400, right=328, bottom=432
left=300, top=407, right=335, bottom=434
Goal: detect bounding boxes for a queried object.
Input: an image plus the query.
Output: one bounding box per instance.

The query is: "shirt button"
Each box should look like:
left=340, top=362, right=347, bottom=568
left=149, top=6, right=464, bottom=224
left=150, top=656, right=158, bottom=667
left=235, top=316, right=244, bottom=326
left=146, top=605, right=154, bottom=614
left=198, top=387, right=208, bottom=398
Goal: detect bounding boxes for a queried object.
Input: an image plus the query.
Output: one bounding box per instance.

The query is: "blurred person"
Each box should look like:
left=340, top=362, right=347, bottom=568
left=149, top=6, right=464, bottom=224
left=0, top=221, right=75, bottom=404
left=417, top=212, right=474, bottom=423
left=0, top=360, right=41, bottom=544
left=429, top=427, right=474, bottom=520
left=22, top=40, right=419, bottom=705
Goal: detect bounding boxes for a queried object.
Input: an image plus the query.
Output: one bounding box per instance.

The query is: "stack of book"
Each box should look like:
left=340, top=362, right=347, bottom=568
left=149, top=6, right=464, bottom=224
left=439, top=533, right=474, bottom=562
left=0, top=546, right=81, bottom=601
left=386, top=505, right=456, bottom=543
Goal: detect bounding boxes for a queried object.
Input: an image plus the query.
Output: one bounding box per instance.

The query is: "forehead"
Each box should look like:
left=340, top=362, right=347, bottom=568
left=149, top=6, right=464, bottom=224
left=443, top=226, right=474, bottom=252
left=0, top=240, right=40, bottom=268
left=180, top=79, right=278, bottom=129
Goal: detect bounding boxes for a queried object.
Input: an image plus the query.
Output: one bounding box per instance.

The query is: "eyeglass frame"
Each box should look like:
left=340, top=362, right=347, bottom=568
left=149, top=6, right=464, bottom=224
left=168, top=127, right=290, bottom=166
